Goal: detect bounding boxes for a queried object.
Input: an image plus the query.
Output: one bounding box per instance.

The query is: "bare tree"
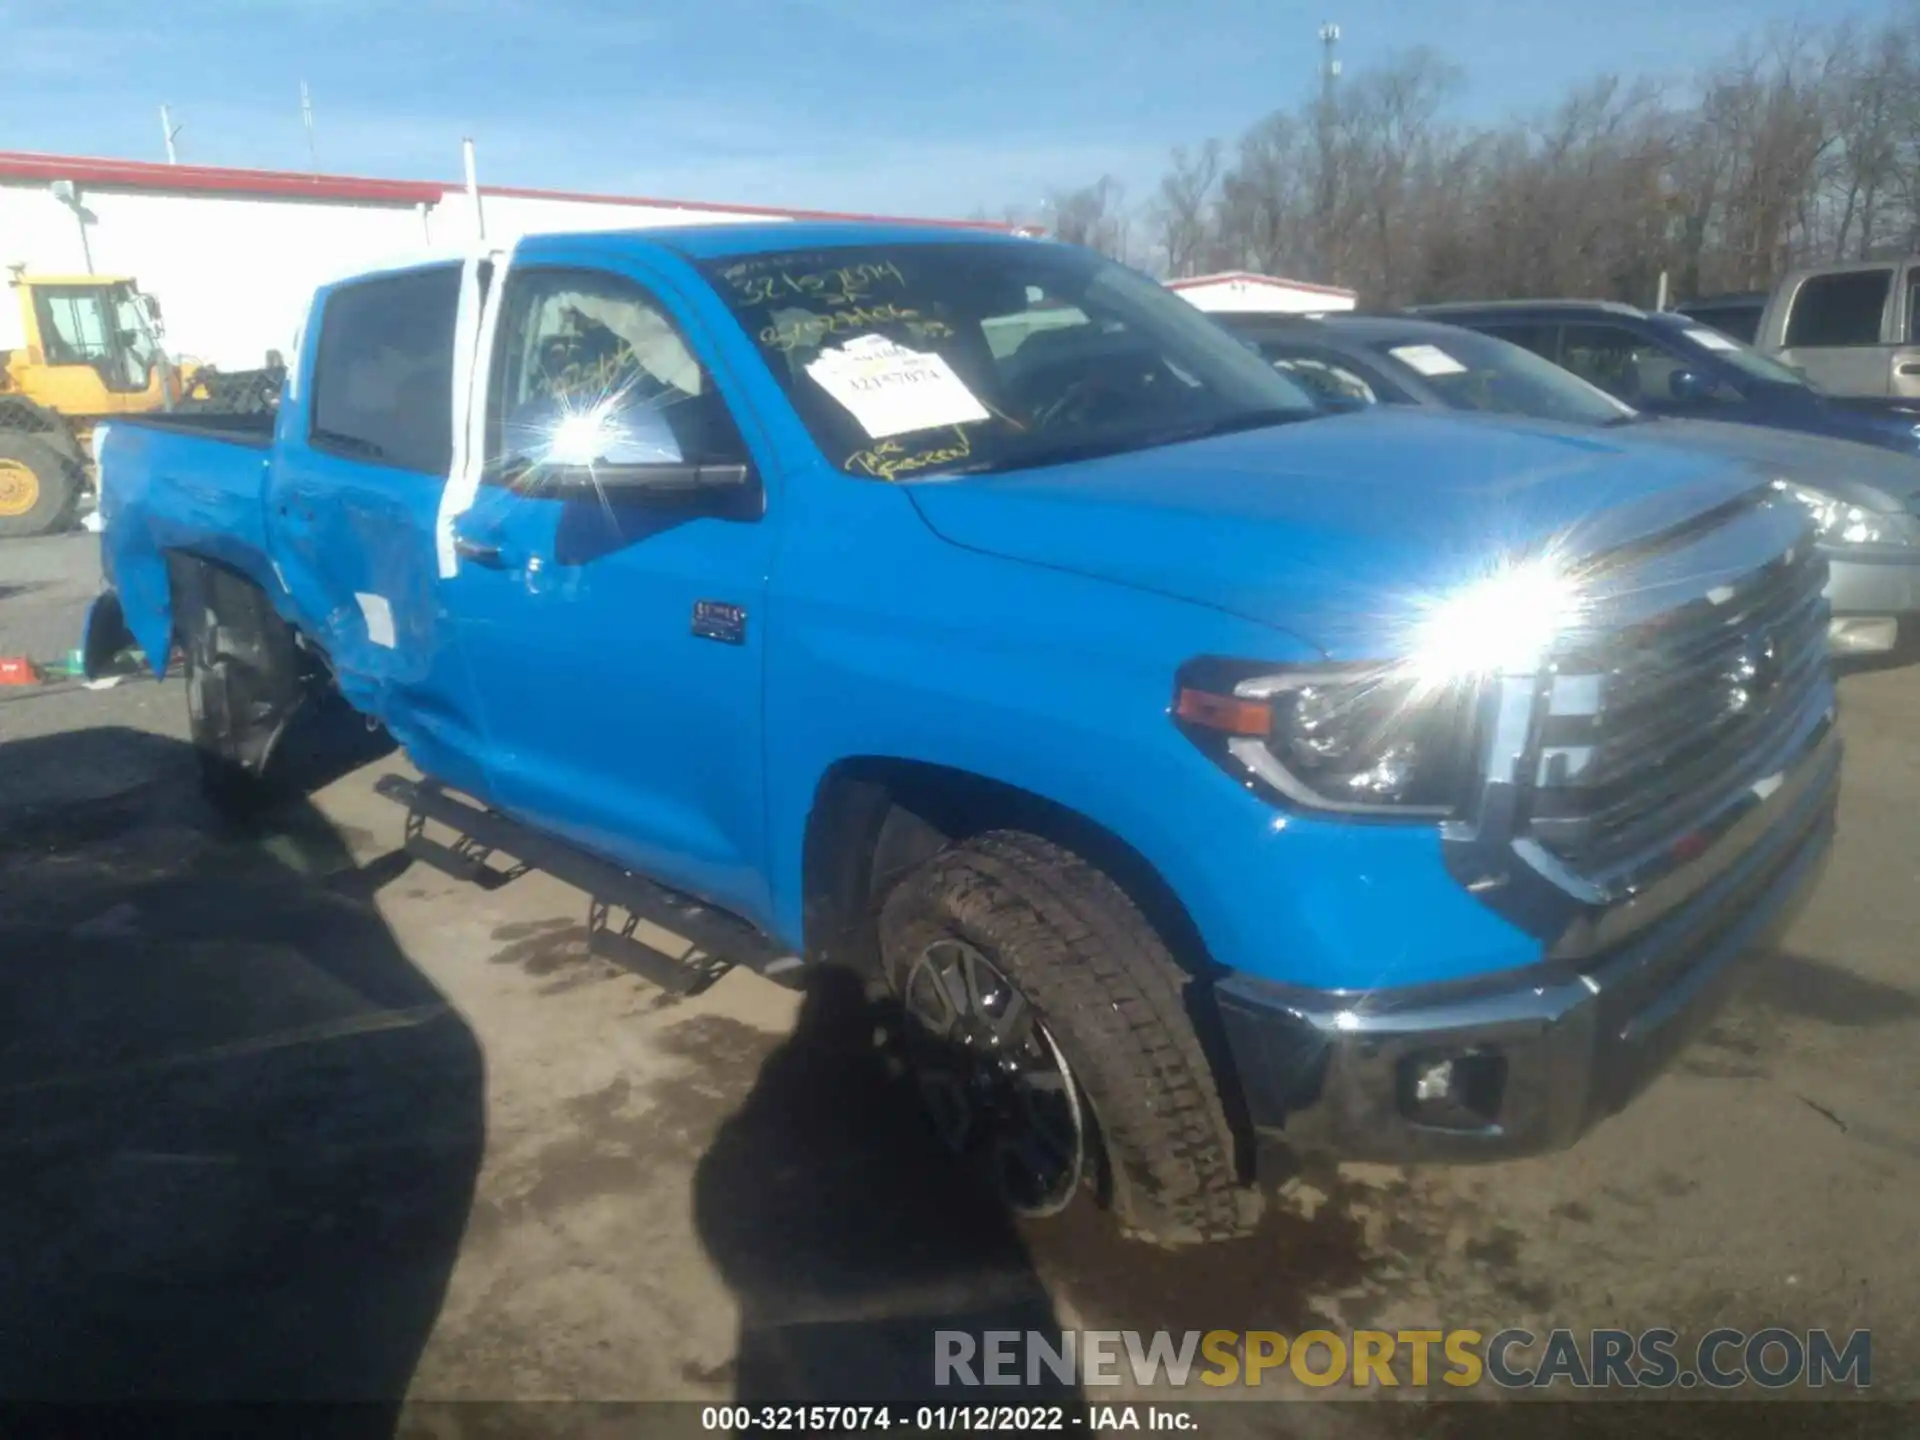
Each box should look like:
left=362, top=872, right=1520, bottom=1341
left=1149, top=141, right=1223, bottom=278
left=1056, top=9, right=1920, bottom=307
left=1044, top=177, right=1132, bottom=261
left=1215, top=113, right=1313, bottom=275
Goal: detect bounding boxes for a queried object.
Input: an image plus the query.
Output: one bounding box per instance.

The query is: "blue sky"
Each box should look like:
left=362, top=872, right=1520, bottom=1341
left=0, top=0, right=1901, bottom=220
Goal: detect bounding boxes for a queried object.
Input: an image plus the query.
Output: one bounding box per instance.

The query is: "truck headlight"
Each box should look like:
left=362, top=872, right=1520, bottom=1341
left=1175, top=664, right=1485, bottom=815
left=1776, top=481, right=1912, bottom=547
left=1174, top=558, right=1579, bottom=815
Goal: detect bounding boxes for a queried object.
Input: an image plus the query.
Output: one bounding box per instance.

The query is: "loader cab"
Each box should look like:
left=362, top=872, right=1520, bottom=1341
left=4, top=274, right=179, bottom=415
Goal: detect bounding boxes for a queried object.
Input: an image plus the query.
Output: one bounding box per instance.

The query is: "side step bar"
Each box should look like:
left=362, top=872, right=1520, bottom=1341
left=375, top=774, right=803, bottom=997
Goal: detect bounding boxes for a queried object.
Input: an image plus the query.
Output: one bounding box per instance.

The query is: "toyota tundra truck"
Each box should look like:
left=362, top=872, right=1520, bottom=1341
left=84, top=224, right=1841, bottom=1244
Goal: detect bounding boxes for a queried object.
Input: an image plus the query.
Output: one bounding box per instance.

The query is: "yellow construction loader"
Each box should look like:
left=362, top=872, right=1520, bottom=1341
left=0, top=271, right=281, bottom=537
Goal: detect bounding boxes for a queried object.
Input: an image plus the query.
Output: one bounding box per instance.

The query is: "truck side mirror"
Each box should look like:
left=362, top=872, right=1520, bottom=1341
left=516, top=459, right=759, bottom=521
left=545, top=460, right=756, bottom=498
left=1669, top=368, right=1715, bottom=402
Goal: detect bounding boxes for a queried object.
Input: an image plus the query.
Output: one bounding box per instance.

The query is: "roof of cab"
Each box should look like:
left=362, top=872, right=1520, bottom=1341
left=562, top=219, right=1036, bottom=262
left=309, top=221, right=1041, bottom=295
left=1216, top=311, right=1468, bottom=345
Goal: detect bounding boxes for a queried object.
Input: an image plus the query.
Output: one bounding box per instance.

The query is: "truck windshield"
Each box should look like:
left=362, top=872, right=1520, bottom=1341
left=696, top=241, right=1319, bottom=481
left=1362, top=327, right=1635, bottom=427
left=109, top=283, right=161, bottom=386
left=1652, top=313, right=1809, bottom=389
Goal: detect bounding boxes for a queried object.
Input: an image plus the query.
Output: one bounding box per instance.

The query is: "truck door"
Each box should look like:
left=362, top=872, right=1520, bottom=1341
left=1774, top=266, right=1897, bottom=397
left=439, top=257, right=776, bottom=925
left=1896, top=262, right=1920, bottom=400
left=266, top=260, right=494, bottom=797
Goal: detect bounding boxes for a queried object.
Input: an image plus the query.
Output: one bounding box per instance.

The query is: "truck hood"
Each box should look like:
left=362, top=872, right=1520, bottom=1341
left=1817, top=394, right=1920, bottom=455
left=1634, top=416, right=1920, bottom=515
left=1743, top=381, right=1920, bottom=456
left=906, top=409, right=1765, bottom=658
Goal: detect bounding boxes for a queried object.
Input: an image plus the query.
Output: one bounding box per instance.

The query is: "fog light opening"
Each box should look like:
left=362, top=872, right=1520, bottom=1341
left=1828, top=616, right=1898, bottom=656
left=1398, top=1048, right=1508, bottom=1131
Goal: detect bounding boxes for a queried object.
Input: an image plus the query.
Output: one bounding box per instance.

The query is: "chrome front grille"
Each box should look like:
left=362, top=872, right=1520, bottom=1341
left=1523, top=508, right=1832, bottom=881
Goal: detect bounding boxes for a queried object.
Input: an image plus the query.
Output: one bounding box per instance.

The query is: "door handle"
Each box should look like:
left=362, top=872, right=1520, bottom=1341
left=453, top=534, right=506, bottom=566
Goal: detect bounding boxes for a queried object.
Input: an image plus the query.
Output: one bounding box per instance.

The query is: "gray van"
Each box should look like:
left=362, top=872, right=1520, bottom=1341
left=1756, top=257, right=1920, bottom=398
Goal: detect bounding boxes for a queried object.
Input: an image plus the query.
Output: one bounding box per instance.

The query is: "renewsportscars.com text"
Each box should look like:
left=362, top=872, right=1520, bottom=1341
left=934, top=1327, right=1872, bottom=1390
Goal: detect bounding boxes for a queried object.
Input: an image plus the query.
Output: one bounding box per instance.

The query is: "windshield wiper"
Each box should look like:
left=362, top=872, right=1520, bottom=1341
left=939, top=407, right=1312, bottom=478
left=1142, top=407, right=1316, bottom=446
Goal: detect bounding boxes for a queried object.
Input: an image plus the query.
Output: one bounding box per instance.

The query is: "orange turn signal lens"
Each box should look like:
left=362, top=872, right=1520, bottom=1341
left=1175, top=687, right=1272, bottom=737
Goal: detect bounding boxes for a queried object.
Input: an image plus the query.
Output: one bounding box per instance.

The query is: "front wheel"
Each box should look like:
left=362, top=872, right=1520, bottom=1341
left=0, top=432, right=80, bottom=539
left=879, top=830, right=1261, bottom=1246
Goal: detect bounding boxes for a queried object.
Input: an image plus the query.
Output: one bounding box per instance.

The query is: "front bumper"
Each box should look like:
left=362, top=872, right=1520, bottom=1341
left=1215, top=720, right=1840, bottom=1165
left=1825, top=547, right=1920, bottom=655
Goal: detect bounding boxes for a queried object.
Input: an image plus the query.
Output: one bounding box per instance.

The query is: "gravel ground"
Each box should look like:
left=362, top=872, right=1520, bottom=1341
left=2, top=532, right=1914, bottom=1436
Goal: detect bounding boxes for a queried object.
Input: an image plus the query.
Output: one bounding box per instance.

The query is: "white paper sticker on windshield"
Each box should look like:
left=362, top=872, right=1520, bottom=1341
left=1685, top=326, right=1738, bottom=352
left=1388, top=343, right=1468, bottom=377
left=805, top=334, right=990, bottom=439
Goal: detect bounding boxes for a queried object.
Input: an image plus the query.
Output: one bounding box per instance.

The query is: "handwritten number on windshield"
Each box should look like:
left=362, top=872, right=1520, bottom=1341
left=845, top=427, right=975, bottom=482
left=729, top=261, right=907, bottom=309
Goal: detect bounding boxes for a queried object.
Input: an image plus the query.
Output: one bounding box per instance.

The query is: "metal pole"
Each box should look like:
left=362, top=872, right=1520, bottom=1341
left=463, top=138, right=486, bottom=243
left=301, top=82, right=319, bottom=173
left=1655, top=270, right=1670, bottom=311
left=160, top=105, right=180, bottom=164
left=1315, top=22, right=1341, bottom=276
left=76, top=210, right=94, bottom=275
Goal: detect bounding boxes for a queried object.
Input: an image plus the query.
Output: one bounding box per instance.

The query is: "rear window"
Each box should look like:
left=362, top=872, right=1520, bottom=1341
left=310, top=265, right=462, bottom=474
left=1784, top=270, right=1891, bottom=349
left=1677, top=301, right=1762, bottom=346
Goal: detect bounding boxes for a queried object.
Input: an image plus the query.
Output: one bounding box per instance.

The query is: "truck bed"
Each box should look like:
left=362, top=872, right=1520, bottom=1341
left=96, top=412, right=280, bottom=673
left=112, top=410, right=277, bottom=447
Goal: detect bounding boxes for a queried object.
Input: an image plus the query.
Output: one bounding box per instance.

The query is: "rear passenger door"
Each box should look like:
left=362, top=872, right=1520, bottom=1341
left=267, top=262, right=493, bottom=796
left=1775, top=267, right=1896, bottom=397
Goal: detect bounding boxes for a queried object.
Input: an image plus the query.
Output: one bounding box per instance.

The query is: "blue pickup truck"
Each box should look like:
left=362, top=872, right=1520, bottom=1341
left=86, top=224, right=1840, bottom=1245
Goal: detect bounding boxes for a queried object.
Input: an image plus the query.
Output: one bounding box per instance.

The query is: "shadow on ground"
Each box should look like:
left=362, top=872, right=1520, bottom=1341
left=0, top=726, right=483, bottom=1425
left=692, top=967, right=1082, bottom=1407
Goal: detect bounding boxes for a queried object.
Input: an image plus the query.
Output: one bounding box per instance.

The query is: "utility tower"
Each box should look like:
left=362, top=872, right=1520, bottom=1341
left=1314, top=22, right=1341, bottom=273
left=1319, top=21, right=1341, bottom=104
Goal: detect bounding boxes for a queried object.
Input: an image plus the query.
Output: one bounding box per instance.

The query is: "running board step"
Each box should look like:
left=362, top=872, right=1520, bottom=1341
left=587, top=898, right=733, bottom=997
left=374, top=774, right=804, bottom=995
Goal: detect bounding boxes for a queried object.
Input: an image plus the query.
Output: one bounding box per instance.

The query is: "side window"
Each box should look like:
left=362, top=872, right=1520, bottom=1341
left=488, top=270, right=747, bottom=476
left=1475, top=322, right=1554, bottom=361
left=311, top=266, right=461, bottom=474
left=1906, top=270, right=1920, bottom=345
left=35, top=287, right=112, bottom=364
left=1785, top=270, right=1892, bottom=348
left=1705, top=304, right=1762, bottom=346
left=1559, top=323, right=1685, bottom=405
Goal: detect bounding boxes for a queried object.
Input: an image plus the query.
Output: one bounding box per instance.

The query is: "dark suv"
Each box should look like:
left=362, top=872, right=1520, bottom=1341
left=1406, top=299, right=1920, bottom=458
